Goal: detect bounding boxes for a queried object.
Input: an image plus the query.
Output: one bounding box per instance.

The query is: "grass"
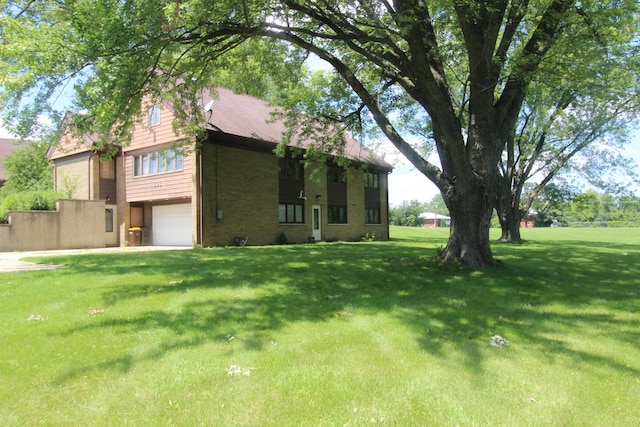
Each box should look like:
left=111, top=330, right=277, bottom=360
left=1, top=226, right=639, bottom=426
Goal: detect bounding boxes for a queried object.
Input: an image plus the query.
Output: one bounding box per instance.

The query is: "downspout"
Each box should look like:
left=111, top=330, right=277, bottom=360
left=51, top=162, right=57, bottom=193
left=198, top=145, right=204, bottom=246
left=385, top=171, right=391, bottom=239
left=88, top=152, right=94, bottom=200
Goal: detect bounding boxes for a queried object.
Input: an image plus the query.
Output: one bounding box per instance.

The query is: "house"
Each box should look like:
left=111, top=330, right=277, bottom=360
left=520, top=215, right=535, bottom=228
left=0, top=138, right=28, bottom=189
left=47, top=88, right=393, bottom=248
left=419, top=212, right=450, bottom=228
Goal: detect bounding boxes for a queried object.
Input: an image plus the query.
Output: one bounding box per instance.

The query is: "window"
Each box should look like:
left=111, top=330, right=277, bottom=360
left=279, top=158, right=304, bottom=180
left=149, top=153, right=158, bottom=175
left=105, top=209, right=114, bottom=232
left=327, top=165, right=347, bottom=222
left=279, top=158, right=305, bottom=224
left=148, top=105, right=161, bottom=127
left=328, top=205, right=347, bottom=224
left=279, top=203, right=304, bottom=223
left=133, top=148, right=184, bottom=177
left=141, top=154, right=149, bottom=175
left=365, top=171, right=383, bottom=224
left=364, top=172, right=379, bottom=188
left=327, top=165, right=346, bottom=183
left=365, top=208, right=381, bottom=224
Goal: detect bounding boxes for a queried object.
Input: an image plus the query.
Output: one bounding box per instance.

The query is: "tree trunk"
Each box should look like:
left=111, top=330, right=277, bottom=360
left=439, top=177, right=497, bottom=268
left=495, top=179, right=525, bottom=243
left=497, top=207, right=523, bottom=242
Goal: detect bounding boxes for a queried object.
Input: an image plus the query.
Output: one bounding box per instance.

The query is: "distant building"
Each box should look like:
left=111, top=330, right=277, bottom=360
left=419, top=212, right=450, bottom=228
left=520, top=215, right=535, bottom=228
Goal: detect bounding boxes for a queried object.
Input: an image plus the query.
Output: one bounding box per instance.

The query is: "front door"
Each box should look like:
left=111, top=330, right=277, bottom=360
left=312, top=205, right=322, bottom=242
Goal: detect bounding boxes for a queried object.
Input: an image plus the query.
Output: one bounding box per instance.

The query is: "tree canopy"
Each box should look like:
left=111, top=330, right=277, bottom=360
left=0, top=139, right=52, bottom=195
left=1, top=0, right=638, bottom=267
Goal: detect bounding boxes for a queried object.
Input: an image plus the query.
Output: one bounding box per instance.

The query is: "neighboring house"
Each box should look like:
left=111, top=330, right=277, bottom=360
left=47, top=88, right=393, bottom=247
left=520, top=215, right=535, bottom=228
left=419, top=212, right=450, bottom=228
left=0, top=138, right=28, bottom=188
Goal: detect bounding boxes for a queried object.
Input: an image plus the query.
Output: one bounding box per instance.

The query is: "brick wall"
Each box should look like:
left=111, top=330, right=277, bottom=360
left=201, top=142, right=280, bottom=246
left=200, top=141, right=389, bottom=246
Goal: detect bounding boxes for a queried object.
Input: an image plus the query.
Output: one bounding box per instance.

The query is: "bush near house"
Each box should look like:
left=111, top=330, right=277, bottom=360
left=0, top=191, right=60, bottom=223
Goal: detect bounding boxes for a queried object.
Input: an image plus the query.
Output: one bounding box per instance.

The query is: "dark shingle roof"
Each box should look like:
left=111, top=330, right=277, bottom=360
left=202, top=88, right=392, bottom=171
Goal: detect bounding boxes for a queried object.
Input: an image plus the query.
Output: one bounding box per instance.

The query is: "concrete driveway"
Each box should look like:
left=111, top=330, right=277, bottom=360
left=0, top=246, right=192, bottom=273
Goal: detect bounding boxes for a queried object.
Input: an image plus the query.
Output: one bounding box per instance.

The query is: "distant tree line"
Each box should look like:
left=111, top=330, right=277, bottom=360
left=532, top=188, right=640, bottom=227
left=391, top=189, right=640, bottom=228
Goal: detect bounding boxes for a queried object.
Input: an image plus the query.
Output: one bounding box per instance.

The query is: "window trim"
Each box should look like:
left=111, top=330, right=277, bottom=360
left=279, top=157, right=304, bottom=181
left=364, top=172, right=379, bottom=189
left=105, top=208, right=114, bottom=232
left=327, top=165, right=346, bottom=183
left=328, top=205, right=348, bottom=224
left=148, top=105, right=161, bottom=127
left=365, top=207, right=381, bottom=224
left=279, top=203, right=305, bottom=224
left=133, top=148, right=184, bottom=178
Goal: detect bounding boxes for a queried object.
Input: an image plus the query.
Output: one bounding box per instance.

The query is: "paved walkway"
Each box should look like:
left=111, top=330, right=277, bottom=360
left=0, top=246, right=191, bottom=273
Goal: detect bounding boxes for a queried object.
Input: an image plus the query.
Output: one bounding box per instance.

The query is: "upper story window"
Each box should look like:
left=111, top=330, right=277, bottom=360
left=133, top=148, right=183, bottom=177
left=279, top=158, right=304, bottom=180
left=148, top=105, right=161, bottom=127
left=327, top=165, right=346, bottom=183
left=364, top=172, right=379, bottom=188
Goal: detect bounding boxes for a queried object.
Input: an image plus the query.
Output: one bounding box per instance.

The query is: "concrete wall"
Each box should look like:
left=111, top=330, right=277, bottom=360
left=0, top=199, right=107, bottom=252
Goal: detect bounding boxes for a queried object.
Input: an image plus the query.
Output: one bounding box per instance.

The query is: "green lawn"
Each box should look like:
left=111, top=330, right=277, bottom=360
left=1, top=226, right=639, bottom=426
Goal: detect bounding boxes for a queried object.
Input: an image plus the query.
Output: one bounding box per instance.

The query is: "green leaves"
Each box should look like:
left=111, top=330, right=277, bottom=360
left=0, top=139, right=53, bottom=195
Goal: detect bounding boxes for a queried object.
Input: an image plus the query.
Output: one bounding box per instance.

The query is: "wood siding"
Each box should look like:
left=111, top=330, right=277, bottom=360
left=126, top=101, right=188, bottom=152
left=124, top=150, right=194, bottom=202
left=122, top=97, right=195, bottom=203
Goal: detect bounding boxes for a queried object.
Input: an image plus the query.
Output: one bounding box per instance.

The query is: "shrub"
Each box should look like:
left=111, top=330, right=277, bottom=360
left=277, top=231, right=288, bottom=245
left=0, top=191, right=60, bottom=223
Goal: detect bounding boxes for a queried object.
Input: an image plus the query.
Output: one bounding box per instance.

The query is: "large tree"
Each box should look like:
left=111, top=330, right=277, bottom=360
left=495, top=29, right=640, bottom=242
left=496, top=85, right=639, bottom=242
left=1, top=0, right=638, bottom=267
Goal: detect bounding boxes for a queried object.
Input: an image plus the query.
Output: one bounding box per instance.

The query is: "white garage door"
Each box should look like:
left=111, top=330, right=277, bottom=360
left=152, top=203, right=193, bottom=246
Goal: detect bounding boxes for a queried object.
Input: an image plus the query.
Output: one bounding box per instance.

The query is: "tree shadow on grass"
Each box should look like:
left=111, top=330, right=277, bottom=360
left=46, top=237, right=640, bottom=385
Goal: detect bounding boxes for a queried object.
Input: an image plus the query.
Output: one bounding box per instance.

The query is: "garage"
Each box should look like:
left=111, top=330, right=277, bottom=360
left=152, top=203, right=193, bottom=246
